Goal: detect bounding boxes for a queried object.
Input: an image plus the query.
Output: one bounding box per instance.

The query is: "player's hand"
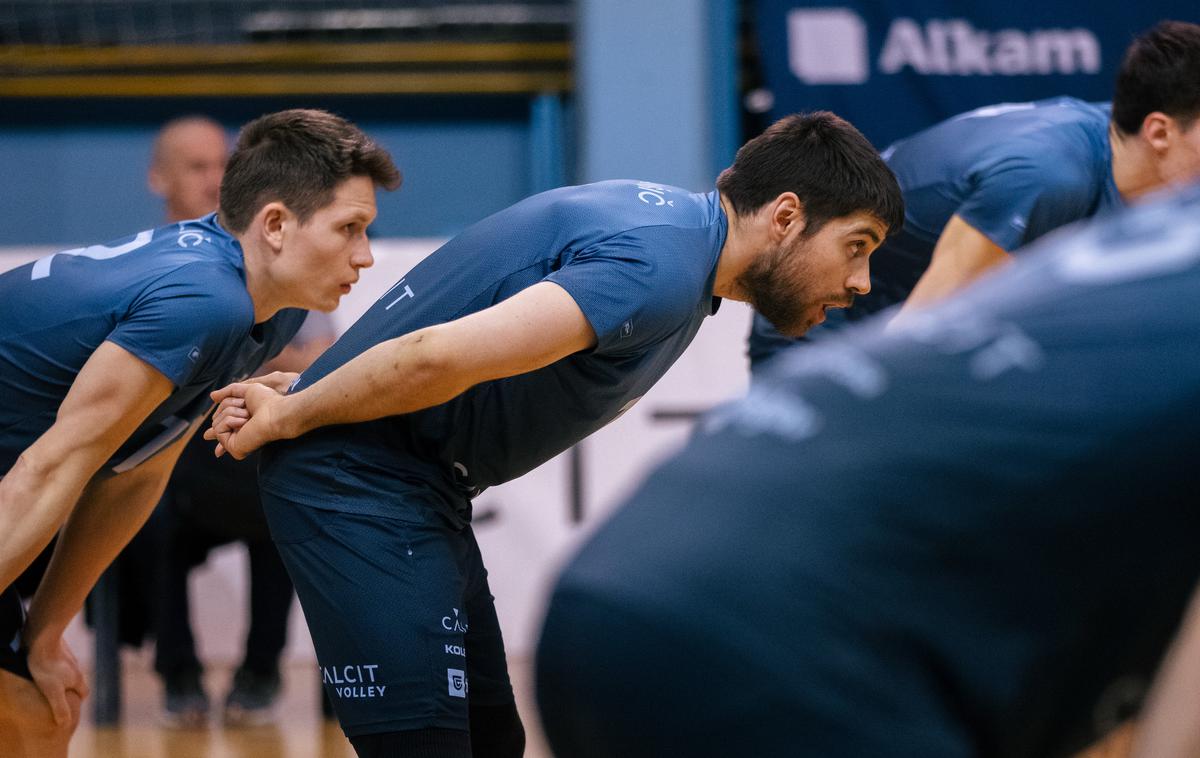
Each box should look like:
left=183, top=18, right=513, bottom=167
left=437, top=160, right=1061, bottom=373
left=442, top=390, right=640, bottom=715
left=26, top=635, right=88, bottom=727
left=204, top=382, right=287, bottom=459
left=244, top=370, right=300, bottom=394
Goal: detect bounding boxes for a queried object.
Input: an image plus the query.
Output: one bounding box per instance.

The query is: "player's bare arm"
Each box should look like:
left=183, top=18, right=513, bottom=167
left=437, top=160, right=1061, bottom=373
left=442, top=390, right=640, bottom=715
left=1130, top=583, right=1200, bottom=758
left=208, top=281, right=597, bottom=459
left=0, top=341, right=173, bottom=594
left=895, top=214, right=1012, bottom=316
left=22, top=416, right=199, bottom=725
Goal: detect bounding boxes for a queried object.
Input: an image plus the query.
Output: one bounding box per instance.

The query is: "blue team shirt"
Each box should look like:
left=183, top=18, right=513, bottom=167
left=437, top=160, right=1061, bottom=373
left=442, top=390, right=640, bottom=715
left=260, top=181, right=727, bottom=525
left=0, top=214, right=305, bottom=473
left=750, top=97, right=1122, bottom=367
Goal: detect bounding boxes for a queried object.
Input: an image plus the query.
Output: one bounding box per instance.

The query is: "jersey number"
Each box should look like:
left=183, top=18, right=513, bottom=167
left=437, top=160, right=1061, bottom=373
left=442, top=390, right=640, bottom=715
left=31, top=230, right=154, bottom=280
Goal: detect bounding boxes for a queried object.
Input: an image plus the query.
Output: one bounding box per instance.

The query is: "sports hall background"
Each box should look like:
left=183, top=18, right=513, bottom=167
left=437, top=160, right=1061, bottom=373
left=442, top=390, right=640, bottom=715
left=0, top=1, right=1195, bottom=755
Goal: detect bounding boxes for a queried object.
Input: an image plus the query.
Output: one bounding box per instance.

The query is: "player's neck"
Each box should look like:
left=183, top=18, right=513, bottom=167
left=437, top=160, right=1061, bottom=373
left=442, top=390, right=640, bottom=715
left=712, top=193, right=764, bottom=302
left=1110, top=125, right=1164, bottom=202
left=238, top=238, right=285, bottom=323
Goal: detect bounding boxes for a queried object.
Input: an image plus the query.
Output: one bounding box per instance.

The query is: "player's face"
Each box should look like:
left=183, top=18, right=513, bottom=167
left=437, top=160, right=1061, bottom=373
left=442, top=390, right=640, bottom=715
left=739, top=211, right=884, bottom=337
left=158, top=124, right=227, bottom=221
left=285, top=175, right=378, bottom=312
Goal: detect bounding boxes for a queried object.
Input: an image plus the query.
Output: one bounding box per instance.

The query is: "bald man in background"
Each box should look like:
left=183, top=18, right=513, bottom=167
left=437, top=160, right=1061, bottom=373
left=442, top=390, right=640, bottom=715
left=148, top=116, right=228, bottom=223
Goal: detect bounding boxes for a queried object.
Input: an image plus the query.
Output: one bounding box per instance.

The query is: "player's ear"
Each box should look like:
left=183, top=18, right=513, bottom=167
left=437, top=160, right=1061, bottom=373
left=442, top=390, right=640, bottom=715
left=258, top=202, right=289, bottom=254
left=770, top=192, right=806, bottom=241
left=1140, top=112, right=1172, bottom=153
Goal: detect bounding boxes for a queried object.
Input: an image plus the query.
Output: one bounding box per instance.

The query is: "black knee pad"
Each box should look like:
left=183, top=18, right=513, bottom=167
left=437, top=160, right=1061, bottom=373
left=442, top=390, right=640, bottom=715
left=349, top=727, right=471, bottom=758
left=470, top=701, right=526, bottom=758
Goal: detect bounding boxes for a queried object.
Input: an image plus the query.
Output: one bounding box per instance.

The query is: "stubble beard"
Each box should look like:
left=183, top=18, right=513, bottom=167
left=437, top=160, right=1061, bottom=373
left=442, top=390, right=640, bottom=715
left=738, top=238, right=823, bottom=337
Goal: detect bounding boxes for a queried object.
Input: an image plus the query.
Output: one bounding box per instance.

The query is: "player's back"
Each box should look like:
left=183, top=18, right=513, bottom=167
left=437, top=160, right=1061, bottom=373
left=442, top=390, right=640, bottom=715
left=0, top=216, right=257, bottom=469
left=261, top=180, right=728, bottom=525
left=886, top=97, right=1114, bottom=247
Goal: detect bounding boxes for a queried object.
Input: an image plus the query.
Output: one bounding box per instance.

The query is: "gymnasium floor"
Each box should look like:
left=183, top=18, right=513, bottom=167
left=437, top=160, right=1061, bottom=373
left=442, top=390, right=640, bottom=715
left=63, top=649, right=1135, bottom=758
left=68, top=653, right=552, bottom=758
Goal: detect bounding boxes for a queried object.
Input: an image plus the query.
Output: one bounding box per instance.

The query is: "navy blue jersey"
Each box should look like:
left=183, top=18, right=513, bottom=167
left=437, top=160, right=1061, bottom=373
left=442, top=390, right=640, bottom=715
left=541, top=183, right=1200, bottom=758
left=0, top=214, right=305, bottom=474
left=260, top=181, right=726, bottom=524
left=749, top=97, right=1122, bottom=368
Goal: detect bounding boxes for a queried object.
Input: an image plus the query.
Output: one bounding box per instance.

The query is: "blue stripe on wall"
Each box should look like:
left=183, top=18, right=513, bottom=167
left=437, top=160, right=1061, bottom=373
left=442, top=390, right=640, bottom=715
left=0, top=96, right=536, bottom=246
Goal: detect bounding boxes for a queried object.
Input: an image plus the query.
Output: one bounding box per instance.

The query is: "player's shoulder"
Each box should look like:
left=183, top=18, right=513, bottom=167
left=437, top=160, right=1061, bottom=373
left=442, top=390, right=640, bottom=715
left=145, top=214, right=243, bottom=267
left=138, top=218, right=255, bottom=332
left=537, top=181, right=720, bottom=233
left=1035, top=96, right=1110, bottom=123
left=967, top=103, right=1105, bottom=186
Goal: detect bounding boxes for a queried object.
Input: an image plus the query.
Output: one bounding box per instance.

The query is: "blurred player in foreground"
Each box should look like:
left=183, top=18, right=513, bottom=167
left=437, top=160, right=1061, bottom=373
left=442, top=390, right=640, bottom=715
left=537, top=181, right=1200, bottom=758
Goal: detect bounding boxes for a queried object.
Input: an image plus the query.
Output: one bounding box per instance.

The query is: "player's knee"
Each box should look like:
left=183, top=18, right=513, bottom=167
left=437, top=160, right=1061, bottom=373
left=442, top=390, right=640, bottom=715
left=0, top=670, right=80, bottom=757
left=470, top=701, right=525, bottom=758
left=62, top=688, right=83, bottom=734
left=349, top=727, right=471, bottom=758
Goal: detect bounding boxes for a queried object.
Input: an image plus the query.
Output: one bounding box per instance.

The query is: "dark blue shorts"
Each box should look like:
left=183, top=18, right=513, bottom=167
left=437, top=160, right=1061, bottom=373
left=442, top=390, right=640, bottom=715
left=0, top=585, right=31, bottom=680
left=261, top=493, right=514, bottom=737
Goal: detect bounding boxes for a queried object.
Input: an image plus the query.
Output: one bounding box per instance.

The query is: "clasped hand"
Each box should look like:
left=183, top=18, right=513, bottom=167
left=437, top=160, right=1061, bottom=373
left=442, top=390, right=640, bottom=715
left=203, top=371, right=295, bottom=459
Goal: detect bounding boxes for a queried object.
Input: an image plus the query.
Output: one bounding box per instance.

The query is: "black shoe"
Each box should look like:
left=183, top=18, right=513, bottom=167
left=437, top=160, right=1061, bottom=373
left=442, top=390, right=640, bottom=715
left=162, top=667, right=209, bottom=728
left=223, top=666, right=281, bottom=727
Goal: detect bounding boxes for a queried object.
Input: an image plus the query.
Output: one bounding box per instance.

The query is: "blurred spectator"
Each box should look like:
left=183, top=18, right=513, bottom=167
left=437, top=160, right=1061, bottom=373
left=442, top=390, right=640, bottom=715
left=147, top=116, right=227, bottom=223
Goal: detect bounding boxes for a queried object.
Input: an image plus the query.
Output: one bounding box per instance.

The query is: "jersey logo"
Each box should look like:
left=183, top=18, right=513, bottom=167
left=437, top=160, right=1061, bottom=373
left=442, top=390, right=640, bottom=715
left=447, top=669, right=468, bottom=698
left=441, top=608, right=469, bottom=633
left=620, top=320, right=633, bottom=339
left=636, top=182, right=675, bottom=207
left=176, top=231, right=211, bottom=248
left=380, top=277, right=416, bottom=310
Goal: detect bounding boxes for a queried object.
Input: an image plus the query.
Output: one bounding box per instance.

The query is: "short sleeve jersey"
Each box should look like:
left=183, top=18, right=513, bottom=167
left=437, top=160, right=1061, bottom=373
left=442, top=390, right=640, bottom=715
left=259, top=181, right=727, bottom=524
left=749, top=97, right=1122, bottom=368
left=565, top=181, right=1200, bottom=757
left=0, top=214, right=306, bottom=473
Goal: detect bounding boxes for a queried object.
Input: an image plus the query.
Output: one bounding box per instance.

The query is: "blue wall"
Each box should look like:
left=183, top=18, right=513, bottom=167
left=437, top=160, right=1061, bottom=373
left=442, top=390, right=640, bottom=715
left=0, top=96, right=541, bottom=246
left=577, top=0, right=738, bottom=191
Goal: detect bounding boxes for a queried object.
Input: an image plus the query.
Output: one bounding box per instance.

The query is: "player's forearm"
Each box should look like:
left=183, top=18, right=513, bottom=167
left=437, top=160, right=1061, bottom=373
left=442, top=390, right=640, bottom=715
left=23, top=463, right=170, bottom=643
left=1131, top=585, right=1200, bottom=758
left=0, top=447, right=100, bottom=592
left=278, top=327, right=474, bottom=438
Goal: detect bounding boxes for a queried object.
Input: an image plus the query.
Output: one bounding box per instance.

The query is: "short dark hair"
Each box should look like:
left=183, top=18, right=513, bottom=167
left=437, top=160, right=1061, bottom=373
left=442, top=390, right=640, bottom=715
left=220, top=108, right=402, bottom=233
left=1113, top=21, right=1200, bottom=136
left=716, top=112, right=904, bottom=237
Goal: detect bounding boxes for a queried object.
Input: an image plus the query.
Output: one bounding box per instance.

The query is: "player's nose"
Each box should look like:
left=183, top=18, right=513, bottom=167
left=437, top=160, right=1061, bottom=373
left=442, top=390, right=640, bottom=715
left=847, top=260, right=871, bottom=295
